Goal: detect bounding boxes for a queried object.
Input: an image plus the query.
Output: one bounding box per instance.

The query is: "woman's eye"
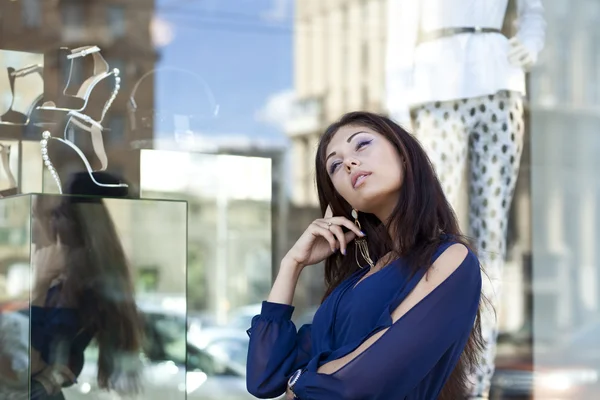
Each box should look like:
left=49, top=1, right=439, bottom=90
left=329, top=162, right=340, bottom=174
left=356, top=139, right=372, bottom=150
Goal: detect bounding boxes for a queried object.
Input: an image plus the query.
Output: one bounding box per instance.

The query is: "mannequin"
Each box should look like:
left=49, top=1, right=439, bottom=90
left=385, top=1, right=546, bottom=398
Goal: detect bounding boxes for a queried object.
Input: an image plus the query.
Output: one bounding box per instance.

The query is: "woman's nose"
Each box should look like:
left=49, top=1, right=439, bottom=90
left=344, top=158, right=360, bottom=171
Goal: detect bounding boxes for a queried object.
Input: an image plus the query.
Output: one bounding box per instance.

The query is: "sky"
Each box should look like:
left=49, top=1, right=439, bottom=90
left=152, top=0, right=294, bottom=146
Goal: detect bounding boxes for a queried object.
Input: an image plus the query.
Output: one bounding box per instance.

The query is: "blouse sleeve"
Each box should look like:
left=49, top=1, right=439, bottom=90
left=246, top=301, right=312, bottom=398
left=292, top=254, right=482, bottom=400
left=516, top=0, right=546, bottom=61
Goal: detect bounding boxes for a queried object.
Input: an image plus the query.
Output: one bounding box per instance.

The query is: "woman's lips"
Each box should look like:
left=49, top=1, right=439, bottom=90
left=353, top=173, right=371, bottom=188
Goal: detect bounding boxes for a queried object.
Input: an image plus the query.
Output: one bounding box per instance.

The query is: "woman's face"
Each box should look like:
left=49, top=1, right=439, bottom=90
left=324, top=124, right=404, bottom=220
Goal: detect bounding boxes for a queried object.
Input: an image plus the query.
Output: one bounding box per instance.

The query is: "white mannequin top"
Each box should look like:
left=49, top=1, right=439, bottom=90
left=385, top=0, right=546, bottom=121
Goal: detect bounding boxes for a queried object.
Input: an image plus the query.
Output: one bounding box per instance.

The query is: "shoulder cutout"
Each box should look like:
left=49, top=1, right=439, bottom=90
left=427, top=243, right=469, bottom=283
left=390, top=243, right=471, bottom=323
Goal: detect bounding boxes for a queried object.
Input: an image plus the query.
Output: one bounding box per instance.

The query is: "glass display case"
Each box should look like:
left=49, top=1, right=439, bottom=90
left=0, top=194, right=187, bottom=400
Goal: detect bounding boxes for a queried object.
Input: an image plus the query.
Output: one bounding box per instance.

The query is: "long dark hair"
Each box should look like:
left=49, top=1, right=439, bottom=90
left=314, top=111, right=485, bottom=399
left=33, top=179, right=142, bottom=391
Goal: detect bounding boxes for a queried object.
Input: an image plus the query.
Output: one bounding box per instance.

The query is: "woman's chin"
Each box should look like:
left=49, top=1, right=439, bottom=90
left=349, top=192, right=380, bottom=214
left=350, top=188, right=400, bottom=217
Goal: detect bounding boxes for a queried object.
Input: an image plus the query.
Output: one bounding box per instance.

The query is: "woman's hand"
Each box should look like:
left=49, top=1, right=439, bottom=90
left=267, top=207, right=365, bottom=305
left=33, top=364, right=76, bottom=395
left=283, top=212, right=364, bottom=268
left=285, top=386, right=295, bottom=399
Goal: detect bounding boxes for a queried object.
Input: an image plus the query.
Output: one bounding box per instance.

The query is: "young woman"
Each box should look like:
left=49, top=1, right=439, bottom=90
left=246, top=112, right=485, bottom=399
left=29, top=172, right=143, bottom=399
left=0, top=172, right=143, bottom=399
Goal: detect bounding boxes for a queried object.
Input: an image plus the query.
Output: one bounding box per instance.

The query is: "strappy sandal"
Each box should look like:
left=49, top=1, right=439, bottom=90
left=0, top=63, right=44, bottom=125
left=37, top=46, right=121, bottom=178
left=37, top=46, right=119, bottom=119
left=40, top=129, right=127, bottom=194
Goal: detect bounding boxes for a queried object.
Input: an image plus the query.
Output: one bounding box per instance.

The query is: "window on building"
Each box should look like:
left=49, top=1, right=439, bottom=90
left=61, top=1, right=85, bottom=41
left=556, top=31, right=572, bottom=104
left=107, top=5, right=126, bottom=38
left=22, top=0, right=42, bottom=28
left=587, top=32, right=600, bottom=105
left=341, top=5, right=349, bottom=111
left=362, top=85, right=369, bottom=109
left=361, top=41, right=369, bottom=108
left=62, top=1, right=84, bottom=28
left=106, top=113, right=126, bottom=145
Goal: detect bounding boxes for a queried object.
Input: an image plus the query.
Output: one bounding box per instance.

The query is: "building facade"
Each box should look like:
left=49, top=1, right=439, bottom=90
left=287, top=0, right=388, bottom=206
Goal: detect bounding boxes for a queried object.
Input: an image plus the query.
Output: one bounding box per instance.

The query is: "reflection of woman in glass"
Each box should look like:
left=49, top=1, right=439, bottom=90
left=27, top=172, right=142, bottom=399
left=247, top=112, right=485, bottom=400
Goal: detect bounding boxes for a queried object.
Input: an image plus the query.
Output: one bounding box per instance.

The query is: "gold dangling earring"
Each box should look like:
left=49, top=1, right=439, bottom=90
left=352, top=209, right=375, bottom=269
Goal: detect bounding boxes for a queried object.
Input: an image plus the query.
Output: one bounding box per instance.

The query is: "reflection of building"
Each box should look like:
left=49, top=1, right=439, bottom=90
left=287, top=0, right=388, bottom=206
left=287, top=0, right=520, bottom=208
left=0, top=0, right=157, bottom=192
left=138, top=139, right=287, bottom=323
left=529, top=1, right=600, bottom=341
left=284, top=0, right=390, bottom=309
left=0, top=197, right=31, bottom=303
left=0, top=1, right=165, bottom=305
left=286, top=0, right=533, bottom=326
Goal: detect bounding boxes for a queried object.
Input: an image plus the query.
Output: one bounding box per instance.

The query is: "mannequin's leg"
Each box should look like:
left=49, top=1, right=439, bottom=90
left=466, top=91, right=525, bottom=398
left=411, top=100, right=470, bottom=206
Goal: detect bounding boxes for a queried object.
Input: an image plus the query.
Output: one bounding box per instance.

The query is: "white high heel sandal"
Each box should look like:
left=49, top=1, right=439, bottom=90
left=40, top=129, right=127, bottom=194
left=0, top=63, right=44, bottom=125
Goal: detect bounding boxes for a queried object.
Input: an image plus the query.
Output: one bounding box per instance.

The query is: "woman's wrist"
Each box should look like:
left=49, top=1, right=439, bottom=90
left=287, top=368, right=304, bottom=399
left=266, top=259, right=303, bottom=305
left=280, top=256, right=304, bottom=273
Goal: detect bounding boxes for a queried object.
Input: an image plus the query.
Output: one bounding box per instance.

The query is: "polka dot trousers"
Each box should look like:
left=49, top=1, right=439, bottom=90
left=412, top=90, right=525, bottom=398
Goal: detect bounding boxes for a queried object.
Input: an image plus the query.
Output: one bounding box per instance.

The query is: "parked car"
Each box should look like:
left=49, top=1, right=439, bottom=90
left=64, top=308, right=283, bottom=400
left=191, top=326, right=250, bottom=367
left=490, top=321, right=600, bottom=399
left=226, top=303, right=262, bottom=331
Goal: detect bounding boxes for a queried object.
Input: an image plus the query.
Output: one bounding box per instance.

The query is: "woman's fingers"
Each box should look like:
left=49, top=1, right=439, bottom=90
left=322, top=216, right=365, bottom=238
left=316, top=222, right=347, bottom=254
left=315, top=217, right=364, bottom=255
left=55, top=364, right=76, bottom=383
left=310, top=222, right=338, bottom=253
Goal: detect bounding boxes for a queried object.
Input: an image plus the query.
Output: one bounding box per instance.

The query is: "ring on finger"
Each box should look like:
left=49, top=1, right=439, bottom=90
left=326, top=221, right=332, bottom=230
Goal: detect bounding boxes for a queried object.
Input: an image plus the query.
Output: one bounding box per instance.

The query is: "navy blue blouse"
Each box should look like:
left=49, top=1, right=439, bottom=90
left=246, top=240, right=482, bottom=399
left=29, top=285, right=95, bottom=376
